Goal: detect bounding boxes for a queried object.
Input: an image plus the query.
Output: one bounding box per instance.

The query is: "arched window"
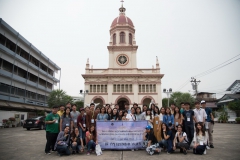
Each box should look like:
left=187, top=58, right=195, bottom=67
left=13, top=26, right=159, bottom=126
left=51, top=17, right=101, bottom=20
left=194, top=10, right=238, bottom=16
left=129, top=33, right=132, bottom=45
left=113, top=33, right=116, bottom=45
left=120, top=32, right=125, bottom=43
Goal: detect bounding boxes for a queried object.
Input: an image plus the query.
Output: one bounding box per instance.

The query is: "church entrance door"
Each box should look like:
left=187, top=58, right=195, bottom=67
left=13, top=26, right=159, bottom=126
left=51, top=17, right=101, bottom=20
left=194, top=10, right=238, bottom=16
left=117, top=98, right=129, bottom=111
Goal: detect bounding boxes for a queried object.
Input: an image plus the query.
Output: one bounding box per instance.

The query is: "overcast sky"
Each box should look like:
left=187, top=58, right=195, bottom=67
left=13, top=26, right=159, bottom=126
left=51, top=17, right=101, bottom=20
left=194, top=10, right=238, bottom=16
left=0, top=0, right=239, bottom=99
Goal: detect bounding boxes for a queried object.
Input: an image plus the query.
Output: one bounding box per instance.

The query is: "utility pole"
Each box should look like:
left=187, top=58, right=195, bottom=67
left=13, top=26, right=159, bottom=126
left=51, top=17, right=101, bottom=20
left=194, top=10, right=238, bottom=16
left=190, top=77, right=201, bottom=100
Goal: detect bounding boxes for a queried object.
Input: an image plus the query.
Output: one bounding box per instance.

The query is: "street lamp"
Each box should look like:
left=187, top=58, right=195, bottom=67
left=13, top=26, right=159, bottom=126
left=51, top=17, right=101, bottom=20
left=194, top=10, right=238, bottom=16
left=163, top=88, right=172, bottom=108
left=80, top=90, right=88, bottom=106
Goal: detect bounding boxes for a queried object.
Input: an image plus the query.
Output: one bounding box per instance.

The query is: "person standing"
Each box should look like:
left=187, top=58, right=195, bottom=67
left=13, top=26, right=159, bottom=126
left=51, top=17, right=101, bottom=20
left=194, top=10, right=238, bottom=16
left=182, top=102, right=196, bottom=146
left=97, top=107, right=108, bottom=121
left=126, top=107, right=136, bottom=121
left=201, top=100, right=214, bottom=148
left=71, top=104, right=80, bottom=128
left=77, top=108, right=87, bottom=143
left=45, top=105, right=60, bottom=154
left=170, top=103, right=176, bottom=115
left=86, top=103, right=95, bottom=131
left=60, top=108, right=73, bottom=132
left=135, top=107, right=145, bottom=120
left=57, top=104, right=65, bottom=117
left=125, top=103, right=131, bottom=114
left=193, top=101, right=206, bottom=125
left=153, top=106, right=161, bottom=142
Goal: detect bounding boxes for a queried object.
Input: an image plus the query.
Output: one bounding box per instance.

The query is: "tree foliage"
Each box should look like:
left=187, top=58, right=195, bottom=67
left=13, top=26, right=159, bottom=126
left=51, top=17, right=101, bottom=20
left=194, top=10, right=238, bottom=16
left=47, top=89, right=73, bottom=108
left=167, top=91, right=195, bottom=108
left=228, top=100, right=240, bottom=117
left=74, top=101, right=84, bottom=111
left=162, top=98, right=168, bottom=108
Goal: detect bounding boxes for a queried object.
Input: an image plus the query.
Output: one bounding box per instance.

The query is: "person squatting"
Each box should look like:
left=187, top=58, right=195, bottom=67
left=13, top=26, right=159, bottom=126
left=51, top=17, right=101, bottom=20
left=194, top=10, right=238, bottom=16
left=44, top=100, right=214, bottom=156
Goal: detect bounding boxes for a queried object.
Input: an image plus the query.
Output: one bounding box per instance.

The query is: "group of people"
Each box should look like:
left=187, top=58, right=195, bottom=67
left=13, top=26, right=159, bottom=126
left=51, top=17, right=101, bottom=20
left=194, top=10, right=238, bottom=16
left=44, top=100, right=214, bottom=156
left=144, top=100, right=214, bottom=155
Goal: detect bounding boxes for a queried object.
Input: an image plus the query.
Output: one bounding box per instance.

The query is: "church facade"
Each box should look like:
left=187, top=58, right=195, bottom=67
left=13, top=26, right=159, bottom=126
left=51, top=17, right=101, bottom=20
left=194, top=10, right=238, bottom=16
left=82, top=5, right=164, bottom=110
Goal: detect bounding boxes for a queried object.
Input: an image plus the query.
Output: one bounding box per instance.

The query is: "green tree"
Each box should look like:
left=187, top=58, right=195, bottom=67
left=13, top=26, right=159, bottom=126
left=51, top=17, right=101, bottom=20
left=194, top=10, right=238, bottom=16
left=169, top=92, right=195, bottom=108
left=228, top=100, right=240, bottom=117
left=74, top=101, right=84, bottom=111
left=162, top=98, right=168, bottom=108
left=47, top=89, right=73, bottom=108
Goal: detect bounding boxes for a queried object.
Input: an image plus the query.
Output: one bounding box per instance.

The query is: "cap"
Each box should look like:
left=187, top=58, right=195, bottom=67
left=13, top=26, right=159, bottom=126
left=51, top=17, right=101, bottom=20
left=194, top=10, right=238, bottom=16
left=201, top=100, right=206, bottom=104
left=145, top=125, right=151, bottom=130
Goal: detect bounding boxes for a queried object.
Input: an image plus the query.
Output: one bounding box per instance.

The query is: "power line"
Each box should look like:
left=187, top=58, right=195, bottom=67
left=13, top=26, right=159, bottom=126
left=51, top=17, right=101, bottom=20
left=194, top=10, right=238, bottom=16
left=194, top=54, right=240, bottom=78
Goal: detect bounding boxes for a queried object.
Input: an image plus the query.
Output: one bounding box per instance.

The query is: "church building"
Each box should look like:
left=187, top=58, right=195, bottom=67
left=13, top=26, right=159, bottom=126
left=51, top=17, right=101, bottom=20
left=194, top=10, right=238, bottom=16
left=82, top=4, right=164, bottom=110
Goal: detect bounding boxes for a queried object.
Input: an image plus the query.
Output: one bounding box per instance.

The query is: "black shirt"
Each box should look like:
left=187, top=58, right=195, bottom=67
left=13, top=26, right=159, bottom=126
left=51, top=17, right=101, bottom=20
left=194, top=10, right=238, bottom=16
left=145, top=129, right=158, bottom=144
left=183, top=110, right=194, bottom=125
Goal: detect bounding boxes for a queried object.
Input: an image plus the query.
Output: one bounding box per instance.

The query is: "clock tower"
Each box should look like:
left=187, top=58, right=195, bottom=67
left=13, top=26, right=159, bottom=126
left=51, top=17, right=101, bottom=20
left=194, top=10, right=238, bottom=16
left=107, top=4, right=138, bottom=68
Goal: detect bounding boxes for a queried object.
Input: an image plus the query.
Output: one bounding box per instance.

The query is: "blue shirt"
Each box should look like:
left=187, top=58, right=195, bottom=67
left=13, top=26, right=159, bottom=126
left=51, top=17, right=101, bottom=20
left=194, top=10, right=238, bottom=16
left=163, top=114, right=174, bottom=127
left=205, top=107, right=212, bottom=122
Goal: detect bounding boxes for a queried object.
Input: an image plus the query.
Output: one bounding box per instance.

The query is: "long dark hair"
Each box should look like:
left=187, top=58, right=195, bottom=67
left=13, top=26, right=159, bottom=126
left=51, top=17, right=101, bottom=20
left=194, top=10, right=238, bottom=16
left=111, top=108, right=119, bottom=120
left=160, top=107, right=166, bottom=115
left=100, top=107, right=106, bottom=114
left=71, top=127, right=79, bottom=138
left=153, top=106, right=160, bottom=116
left=136, top=107, right=142, bottom=114
left=107, top=108, right=113, bottom=115
left=161, top=123, right=169, bottom=139
left=63, top=107, right=72, bottom=118
left=150, top=103, right=155, bottom=112
left=196, top=122, right=205, bottom=136
left=145, top=109, right=152, bottom=120
left=165, top=107, right=171, bottom=115
left=174, top=106, right=181, bottom=119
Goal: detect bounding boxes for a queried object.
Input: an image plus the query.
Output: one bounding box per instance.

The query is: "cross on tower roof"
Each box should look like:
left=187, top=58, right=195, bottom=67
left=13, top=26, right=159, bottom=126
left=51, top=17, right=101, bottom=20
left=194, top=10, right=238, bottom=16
left=119, top=0, right=126, bottom=13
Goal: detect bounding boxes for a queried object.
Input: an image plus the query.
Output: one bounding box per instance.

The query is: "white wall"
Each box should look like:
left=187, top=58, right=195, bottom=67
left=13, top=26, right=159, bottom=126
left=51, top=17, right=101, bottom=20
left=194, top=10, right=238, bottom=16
left=0, top=110, right=28, bottom=126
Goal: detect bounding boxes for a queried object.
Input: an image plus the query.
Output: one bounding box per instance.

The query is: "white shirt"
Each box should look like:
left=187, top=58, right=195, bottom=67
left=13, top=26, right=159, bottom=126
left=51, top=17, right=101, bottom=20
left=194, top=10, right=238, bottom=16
left=126, top=113, right=136, bottom=121
left=175, top=132, right=188, bottom=143
left=193, top=108, right=206, bottom=122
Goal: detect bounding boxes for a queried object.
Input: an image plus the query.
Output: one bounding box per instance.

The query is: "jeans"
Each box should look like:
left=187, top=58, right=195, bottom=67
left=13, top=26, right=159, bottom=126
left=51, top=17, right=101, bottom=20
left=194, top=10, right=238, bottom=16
left=185, top=124, right=194, bottom=145
left=71, top=144, right=82, bottom=152
left=45, top=132, right=58, bottom=153
left=79, top=127, right=86, bottom=145
left=159, top=139, right=173, bottom=153
left=56, top=145, right=70, bottom=155
left=87, top=140, right=96, bottom=152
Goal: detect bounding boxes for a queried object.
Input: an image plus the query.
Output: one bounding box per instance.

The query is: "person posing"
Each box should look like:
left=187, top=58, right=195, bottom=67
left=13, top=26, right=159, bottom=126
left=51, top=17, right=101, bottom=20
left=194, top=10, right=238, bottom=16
left=159, top=107, right=166, bottom=123
left=110, top=108, right=119, bottom=121
left=150, top=103, right=156, bottom=115
left=107, top=108, right=113, bottom=121
left=173, top=124, right=189, bottom=155
left=126, top=107, right=136, bottom=121
left=159, top=123, right=174, bottom=154
left=145, top=109, right=154, bottom=128
left=70, top=104, right=80, bottom=128
left=193, top=101, right=206, bottom=125
left=118, top=110, right=123, bottom=120
left=144, top=125, right=160, bottom=154
left=60, top=108, right=73, bottom=132
left=133, top=103, right=138, bottom=110
left=124, top=103, right=131, bottom=114
left=57, top=104, right=65, bottom=117
left=193, top=122, right=208, bottom=155
left=201, top=100, right=214, bottom=148
left=153, top=106, right=161, bottom=142
left=141, top=104, right=148, bottom=116
left=182, top=102, right=196, bottom=146
left=163, top=107, right=174, bottom=130
left=71, top=127, right=84, bottom=154
left=97, top=107, right=108, bottom=121
left=55, top=126, right=70, bottom=156
left=174, top=106, right=183, bottom=130
left=86, top=103, right=95, bottom=131
left=86, top=125, right=98, bottom=156
left=105, top=104, right=110, bottom=112
left=135, top=107, right=145, bottom=120
left=77, top=108, right=87, bottom=144
left=45, top=106, right=60, bottom=154
left=170, top=103, right=176, bottom=115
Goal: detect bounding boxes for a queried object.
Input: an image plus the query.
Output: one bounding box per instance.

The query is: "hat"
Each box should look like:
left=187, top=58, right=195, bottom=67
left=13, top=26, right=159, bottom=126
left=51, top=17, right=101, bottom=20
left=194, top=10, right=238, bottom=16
left=201, top=100, right=206, bottom=104
left=145, top=125, right=151, bottom=130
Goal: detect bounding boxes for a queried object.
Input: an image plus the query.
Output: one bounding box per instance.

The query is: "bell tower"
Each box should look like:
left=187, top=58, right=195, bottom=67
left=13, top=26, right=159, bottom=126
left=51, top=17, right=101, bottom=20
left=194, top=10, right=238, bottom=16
left=107, top=3, right=138, bottom=69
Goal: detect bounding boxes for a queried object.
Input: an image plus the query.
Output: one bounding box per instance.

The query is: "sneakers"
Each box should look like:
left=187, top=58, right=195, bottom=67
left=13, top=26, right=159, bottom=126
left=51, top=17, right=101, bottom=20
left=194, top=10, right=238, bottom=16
left=45, top=152, right=51, bottom=155
left=87, top=152, right=90, bottom=156
left=206, top=146, right=210, bottom=150
left=210, top=144, right=214, bottom=148
left=183, top=150, right=187, bottom=155
left=131, top=149, right=134, bottom=151
left=204, top=149, right=206, bottom=154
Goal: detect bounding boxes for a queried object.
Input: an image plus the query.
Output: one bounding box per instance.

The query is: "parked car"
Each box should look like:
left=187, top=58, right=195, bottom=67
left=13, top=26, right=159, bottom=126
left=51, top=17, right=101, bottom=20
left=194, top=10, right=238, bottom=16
left=23, top=116, right=45, bottom=130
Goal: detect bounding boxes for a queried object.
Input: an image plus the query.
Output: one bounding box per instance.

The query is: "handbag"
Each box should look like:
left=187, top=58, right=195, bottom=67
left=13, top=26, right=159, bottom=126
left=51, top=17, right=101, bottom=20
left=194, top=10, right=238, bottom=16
left=95, top=144, right=103, bottom=156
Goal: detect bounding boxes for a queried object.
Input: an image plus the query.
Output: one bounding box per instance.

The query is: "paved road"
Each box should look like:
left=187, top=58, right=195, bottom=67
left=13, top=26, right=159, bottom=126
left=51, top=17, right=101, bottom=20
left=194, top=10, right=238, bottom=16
left=0, top=123, right=240, bottom=160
